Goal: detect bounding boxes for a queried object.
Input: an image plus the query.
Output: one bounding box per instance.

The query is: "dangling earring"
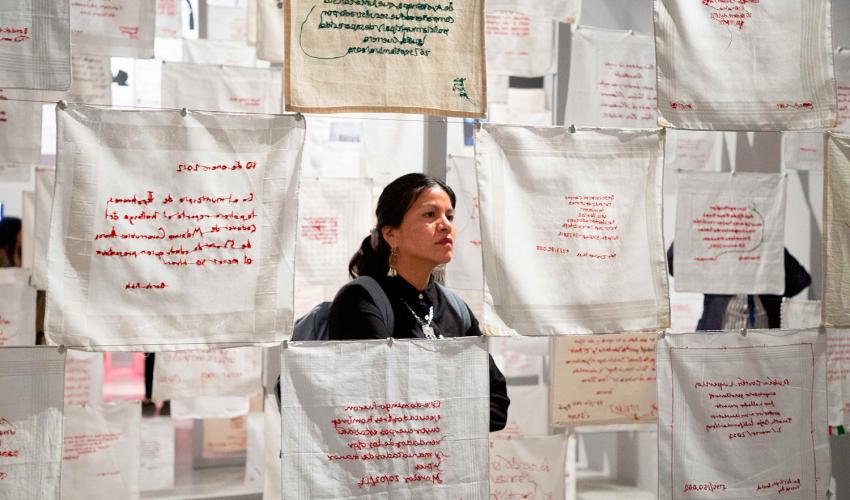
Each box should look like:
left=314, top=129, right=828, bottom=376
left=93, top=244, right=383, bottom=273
left=387, top=247, right=399, bottom=277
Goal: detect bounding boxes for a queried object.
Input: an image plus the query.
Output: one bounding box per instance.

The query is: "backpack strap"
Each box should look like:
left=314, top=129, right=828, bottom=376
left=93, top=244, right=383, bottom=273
left=436, top=283, right=473, bottom=334
left=351, top=275, right=394, bottom=337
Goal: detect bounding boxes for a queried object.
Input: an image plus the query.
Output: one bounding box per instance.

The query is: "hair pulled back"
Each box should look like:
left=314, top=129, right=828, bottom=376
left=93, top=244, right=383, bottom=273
left=349, top=173, right=456, bottom=279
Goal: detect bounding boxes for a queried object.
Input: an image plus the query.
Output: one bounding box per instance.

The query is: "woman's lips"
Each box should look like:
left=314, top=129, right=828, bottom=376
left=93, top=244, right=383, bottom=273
left=437, top=238, right=453, bottom=246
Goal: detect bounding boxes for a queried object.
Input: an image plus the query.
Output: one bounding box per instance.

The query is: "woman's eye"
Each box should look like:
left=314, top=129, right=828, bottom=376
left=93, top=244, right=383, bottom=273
left=424, top=211, right=434, bottom=217
left=447, top=214, right=455, bottom=222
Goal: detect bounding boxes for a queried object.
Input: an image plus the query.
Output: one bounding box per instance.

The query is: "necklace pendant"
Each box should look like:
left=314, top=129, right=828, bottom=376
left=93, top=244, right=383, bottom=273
left=422, top=325, right=436, bottom=340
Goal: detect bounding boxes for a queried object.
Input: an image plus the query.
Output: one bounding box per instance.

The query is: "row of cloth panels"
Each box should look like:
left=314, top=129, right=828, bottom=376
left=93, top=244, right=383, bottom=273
left=0, top=0, right=844, bottom=126
left=3, top=104, right=850, bottom=350
left=0, top=328, right=842, bottom=500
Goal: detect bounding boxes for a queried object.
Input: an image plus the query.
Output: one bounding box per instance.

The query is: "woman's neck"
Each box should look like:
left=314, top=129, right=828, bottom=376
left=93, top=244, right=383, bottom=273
left=395, top=259, right=432, bottom=291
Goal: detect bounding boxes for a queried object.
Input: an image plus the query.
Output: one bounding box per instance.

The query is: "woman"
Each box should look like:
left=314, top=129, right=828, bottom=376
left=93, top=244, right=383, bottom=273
left=328, top=173, right=510, bottom=432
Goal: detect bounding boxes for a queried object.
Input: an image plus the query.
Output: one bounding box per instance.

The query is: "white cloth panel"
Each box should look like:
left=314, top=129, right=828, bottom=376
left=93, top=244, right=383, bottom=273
left=476, top=125, right=669, bottom=335
left=46, top=104, right=304, bottom=350
left=552, top=332, right=657, bottom=427
left=445, top=155, right=483, bottom=310
left=492, top=384, right=548, bottom=437
left=299, top=115, right=362, bottom=178
left=0, top=164, right=33, bottom=182
left=0, top=88, right=42, bottom=164
left=152, top=347, right=262, bottom=400
left=657, top=329, right=829, bottom=500
left=280, top=338, right=489, bottom=498
left=488, top=0, right=579, bottom=22
left=285, top=0, right=486, bottom=117
left=484, top=4, right=556, bottom=76
left=70, top=0, right=155, bottom=58
left=782, top=132, right=824, bottom=171
left=0, top=268, right=36, bottom=346
left=32, top=167, right=54, bottom=290
left=155, top=0, right=182, bottom=39
left=823, top=132, right=850, bottom=326
left=487, top=336, right=549, bottom=377
left=293, top=177, right=373, bottom=316
left=359, top=115, right=425, bottom=190
left=488, top=435, right=567, bottom=499
left=565, top=27, right=656, bottom=128
left=63, top=350, right=103, bottom=407
left=0, top=347, right=64, bottom=500
left=262, top=393, right=282, bottom=500
left=169, top=396, right=251, bottom=419
left=828, top=328, right=850, bottom=431
left=655, top=0, right=836, bottom=130
left=61, top=402, right=140, bottom=500
left=247, top=0, right=258, bottom=45
left=0, top=0, right=70, bottom=90
left=206, top=5, right=248, bottom=42
left=488, top=87, right=552, bottom=126
left=65, top=55, right=112, bottom=105
left=138, top=417, right=175, bottom=492
left=780, top=298, right=822, bottom=330
left=838, top=50, right=850, bottom=130
left=161, top=61, right=282, bottom=113
left=256, top=0, right=284, bottom=63
left=664, top=130, right=724, bottom=171
left=182, top=38, right=259, bottom=67
left=673, top=172, right=787, bottom=294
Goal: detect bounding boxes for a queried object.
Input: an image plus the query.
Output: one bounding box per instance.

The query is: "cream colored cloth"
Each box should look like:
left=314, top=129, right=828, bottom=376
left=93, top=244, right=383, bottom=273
left=152, top=347, right=263, bottom=400
left=65, top=56, right=112, bottom=106
left=161, top=61, right=282, bottom=114
left=657, top=329, right=829, bottom=500
left=70, top=0, right=154, bottom=58
left=206, top=4, right=248, bottom=43
left=476, top=125, right=669, bottom=335
left=46, top=104, right=304, bottom=350
left=825, top=132, right=850, bottom=327
left=285, top=0, right=486, bottom=117
left=31, top=167, right=54, bottom=290
left=0, top=0, right=70, bottom=90
left=565, top=26, right=657, bottom=128
left=138, top=417, right=175, bottom=492
left=828, top=328, right=850, bottom=431
left=262, top=393, right=282, bottom=500
left=0, top=347, right=64, bottom=500
left=838, top=50, right=850, bottom=130
left=445, top=155, right=483, bottom=310
left=491, top=384, right=548, bottom=437
left=489, top=435, right=568, bottom=500
left=655, top=0, right=836, bottom=130
left=154, top=0, right=182, bottom=39
left=552, top=332, right=657, bottom=427
left=61, top=402, right=140, bottom=500
left=673, top=172, right=787, bottom=294
left=664, top=130, right=724, bottom=171
left=280, top=338, right=490, bottom=499
left=182, top=39, right=259, bottom=67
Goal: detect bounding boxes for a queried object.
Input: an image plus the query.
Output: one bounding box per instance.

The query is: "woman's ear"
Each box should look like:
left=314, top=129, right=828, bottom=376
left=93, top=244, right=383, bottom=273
left=381, top=226, right=397, bottom=249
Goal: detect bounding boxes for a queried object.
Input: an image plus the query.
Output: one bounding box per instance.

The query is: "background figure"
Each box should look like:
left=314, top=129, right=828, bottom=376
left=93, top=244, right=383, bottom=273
left=0, top=217, right=22, bottom=267
left=667, top=243, right=812, bottom=330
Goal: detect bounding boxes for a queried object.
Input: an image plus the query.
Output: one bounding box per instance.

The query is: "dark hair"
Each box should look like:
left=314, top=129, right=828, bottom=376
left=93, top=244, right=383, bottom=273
left=349, top=173, right=456, bottom=279
left=0, top=217, right=22, bottom=266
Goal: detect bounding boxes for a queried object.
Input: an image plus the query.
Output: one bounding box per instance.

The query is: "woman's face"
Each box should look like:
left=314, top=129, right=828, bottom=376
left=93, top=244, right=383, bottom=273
left=383, top=187, right=456, bottom=269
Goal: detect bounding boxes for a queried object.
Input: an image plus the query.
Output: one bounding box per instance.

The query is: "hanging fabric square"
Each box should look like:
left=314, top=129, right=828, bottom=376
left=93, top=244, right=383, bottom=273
left=564, top=26, right=657, bottom=128
left=838, top=49, right=850, bottom=130
left=0, top=88, right=42, bottom=165
left=484, top=1, right=556, bottom=77
left=673, top=171, right=787, bottom=294
left=46, top=104, right=304, bottom=350
left=257, top=0, right=284, bottom=63
left=161, top=62, right=283, bottom=114
left=655, top=0, right=836, bottom=130
left=285, top=0, right=487, bottom=117
left=0, top=0, right=70, bottom=90
left=70, top=0, right=155, bottom=58
left=657, top=329, right=829, bottom=500
left=0, top=268, right=36, bottom=346
left=475, top=125, right=669, bottom=335
left=825, top=132, right=850, bottom=327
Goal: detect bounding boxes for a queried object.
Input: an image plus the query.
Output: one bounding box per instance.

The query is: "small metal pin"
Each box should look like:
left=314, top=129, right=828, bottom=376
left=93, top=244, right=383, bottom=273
left=283, top=340, right=289, bottom=349
left=740, top=327, right=747, bottom=337
left=568, top=124, right=577, bottom=133
left=474, top=120, right=482, bottom=131
left=57, top=100, right=67, bottom=110
left=388, top=337, right=395, bottom=346
left=180, top=107, right=188, bottom=117
left=57, top=345, right=67, bottom=354
left=295, top=112, right=304, bottom=121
